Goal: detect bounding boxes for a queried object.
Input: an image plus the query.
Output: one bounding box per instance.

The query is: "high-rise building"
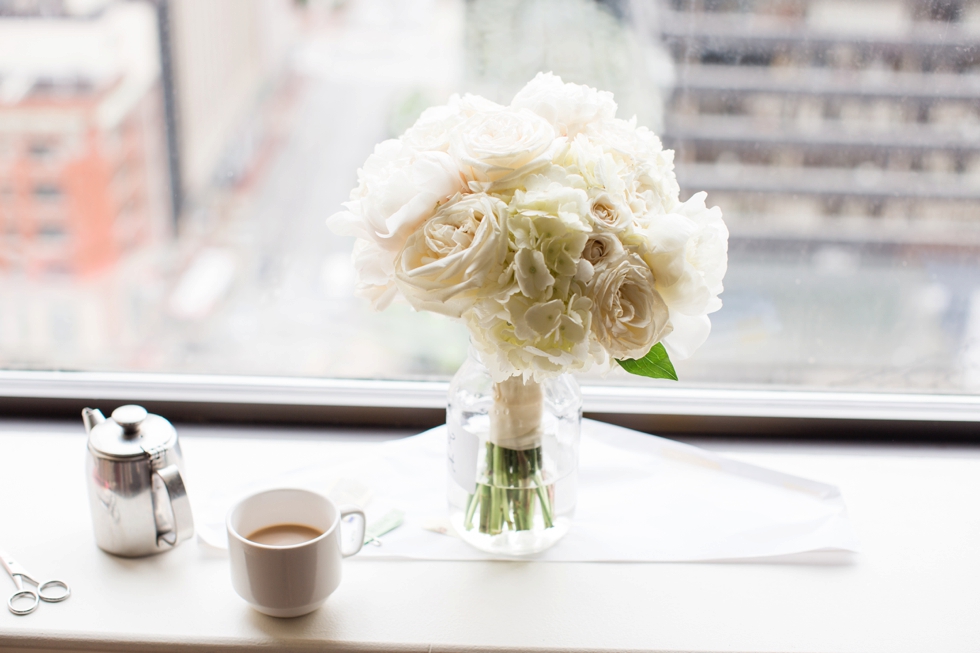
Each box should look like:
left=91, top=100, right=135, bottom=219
left=657, top=0, right=980, bottom=241
left=0, top=0, right=170, bottom=277
left=167, top=0, right=298, bottom=201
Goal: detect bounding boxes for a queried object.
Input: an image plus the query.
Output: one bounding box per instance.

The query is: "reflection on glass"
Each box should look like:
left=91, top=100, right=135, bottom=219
left=0, top=0, right=978, bottom=393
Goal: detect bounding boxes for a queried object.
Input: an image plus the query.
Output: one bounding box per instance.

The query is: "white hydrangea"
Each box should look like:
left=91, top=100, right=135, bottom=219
left=328, top=73, right=728, bottom=381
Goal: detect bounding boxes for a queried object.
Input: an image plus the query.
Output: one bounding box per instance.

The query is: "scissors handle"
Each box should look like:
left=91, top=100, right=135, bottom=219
left=7, top=589, right=39, bottom=616
left=38, top=580, right=70, bottom=603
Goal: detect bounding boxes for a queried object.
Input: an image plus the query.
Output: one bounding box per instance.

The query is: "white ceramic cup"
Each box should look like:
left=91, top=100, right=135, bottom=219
left=226, top=488, right=366, bottom=618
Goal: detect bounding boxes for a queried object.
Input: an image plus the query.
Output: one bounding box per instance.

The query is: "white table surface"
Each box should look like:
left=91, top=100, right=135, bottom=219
left=1, top=419, right=979, bottom=653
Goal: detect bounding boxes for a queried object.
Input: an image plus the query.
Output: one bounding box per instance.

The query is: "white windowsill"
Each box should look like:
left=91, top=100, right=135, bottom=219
left=1, top=420, right=979, bottom=652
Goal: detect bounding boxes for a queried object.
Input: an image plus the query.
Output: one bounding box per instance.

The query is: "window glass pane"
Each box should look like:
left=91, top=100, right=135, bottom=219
left=1, top=0, right=978, bottom=393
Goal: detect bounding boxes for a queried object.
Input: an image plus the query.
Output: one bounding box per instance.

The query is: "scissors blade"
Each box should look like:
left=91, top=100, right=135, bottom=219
left=0, top=548, right=36, bottom=586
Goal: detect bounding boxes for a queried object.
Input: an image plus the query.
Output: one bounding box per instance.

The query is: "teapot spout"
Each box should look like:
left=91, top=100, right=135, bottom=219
left=82, top=407, right=106, bottom=434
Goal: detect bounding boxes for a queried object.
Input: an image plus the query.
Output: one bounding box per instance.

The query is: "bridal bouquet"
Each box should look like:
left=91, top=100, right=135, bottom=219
left=329, top=73, right=728, bottom=541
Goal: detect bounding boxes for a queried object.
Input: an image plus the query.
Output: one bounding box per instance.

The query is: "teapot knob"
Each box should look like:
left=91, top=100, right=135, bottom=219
left=112, top=405, right=148, bottom=436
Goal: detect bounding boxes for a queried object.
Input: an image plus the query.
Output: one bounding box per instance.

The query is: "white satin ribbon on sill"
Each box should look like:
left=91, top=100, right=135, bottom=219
left=197, top=419, right=860, bottom=562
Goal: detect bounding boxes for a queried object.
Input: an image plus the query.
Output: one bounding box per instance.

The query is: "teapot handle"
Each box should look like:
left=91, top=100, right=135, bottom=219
left=152, top=464, right=195, bottom=549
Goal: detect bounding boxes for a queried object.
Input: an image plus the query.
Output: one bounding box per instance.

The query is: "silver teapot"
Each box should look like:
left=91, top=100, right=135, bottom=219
left=82, top=405, right=194, bottom=557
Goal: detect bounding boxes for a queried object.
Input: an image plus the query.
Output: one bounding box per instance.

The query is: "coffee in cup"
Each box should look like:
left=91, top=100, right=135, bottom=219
left=246, top=524, right=324, bottom=546
left=227, top=488, right=365, bottom=618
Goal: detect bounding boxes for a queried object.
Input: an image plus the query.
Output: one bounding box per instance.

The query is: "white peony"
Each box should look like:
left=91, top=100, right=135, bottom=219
left=351, top=239, right=398, bottom=309
left=512, top=72, right=617, bottom=137
left=401, top=102, right=464, bottom=152
left=450, top=108, right=557, bottom=184
left=640, top=192, right=728, bottom=359
left=555, top=134, right=629, bottom=195
left=586, top=118, right=680, bottom=219
left=400, top=93, right=516, bottom=154
left=394, top=193, right=509, bottom=318
left=327, top=139, right=464, bottom=253
left=588, top=251, right=671, bottom=360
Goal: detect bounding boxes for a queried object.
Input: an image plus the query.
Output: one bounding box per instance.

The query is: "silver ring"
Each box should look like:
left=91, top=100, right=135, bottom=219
left=8, top=590, right=39, bottom=615
left=38, top=581, right=70, bottom=603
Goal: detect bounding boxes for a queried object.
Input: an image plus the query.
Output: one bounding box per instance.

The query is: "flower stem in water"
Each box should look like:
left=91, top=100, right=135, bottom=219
left=464, top=440, right=554, bottom=534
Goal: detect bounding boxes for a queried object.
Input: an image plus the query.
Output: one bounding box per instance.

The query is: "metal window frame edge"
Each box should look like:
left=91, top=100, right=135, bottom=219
left=1, top=370, right=977, bottom=439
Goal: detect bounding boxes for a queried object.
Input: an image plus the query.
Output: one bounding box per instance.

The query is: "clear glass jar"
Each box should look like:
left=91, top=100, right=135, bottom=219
left=447, top=347, right=581, bottom=555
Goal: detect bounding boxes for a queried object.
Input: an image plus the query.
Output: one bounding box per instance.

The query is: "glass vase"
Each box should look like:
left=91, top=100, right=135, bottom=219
left=446, top=347, right=581, bottom=555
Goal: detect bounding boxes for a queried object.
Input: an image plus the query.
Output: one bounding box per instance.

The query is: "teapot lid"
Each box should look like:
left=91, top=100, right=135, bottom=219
left=87, top=405, right=177, bottom=460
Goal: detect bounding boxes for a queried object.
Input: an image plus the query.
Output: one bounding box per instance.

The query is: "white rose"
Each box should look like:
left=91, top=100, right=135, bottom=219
left=393, top=193, right=509, bottom=318
left=588, top=251, right=671, bottom=360
left=511, top=72, right=617, bottom=137
left=640, top=192, right=728, bottom=359
left=450, top=108, right=557, bottom=183
left=327, top=139, right=464, bottom=253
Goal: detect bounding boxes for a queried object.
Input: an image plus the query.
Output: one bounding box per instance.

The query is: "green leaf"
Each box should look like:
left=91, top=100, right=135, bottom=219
left=616, top=343, right=678, bottom=381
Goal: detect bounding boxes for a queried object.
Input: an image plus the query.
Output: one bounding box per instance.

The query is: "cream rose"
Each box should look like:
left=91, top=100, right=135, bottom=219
left=581, top=232, right=624, bottom=266
left=450, top=108, right=557, bottom=183
left=589, top=191, right=633, bottom=233
left=588, top=251, right=672, bottom=360
left=393, top=194, right=509, bottom=318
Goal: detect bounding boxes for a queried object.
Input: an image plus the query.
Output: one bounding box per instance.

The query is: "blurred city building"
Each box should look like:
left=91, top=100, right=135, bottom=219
left=0, top=0, right=169, bottom=277
left=0, top=0, right=977, bottom=391
left=0, top=0, right=299, bottom=371
left=463, top=0, right=674, bottom=132
left=167, top=0, right=297, bottom=202
left=657, top=0, right=980, bottom=243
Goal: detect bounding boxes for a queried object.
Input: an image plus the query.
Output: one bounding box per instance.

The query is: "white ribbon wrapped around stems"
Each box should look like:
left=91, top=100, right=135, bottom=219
left=489, top=375, right=545, bottom=451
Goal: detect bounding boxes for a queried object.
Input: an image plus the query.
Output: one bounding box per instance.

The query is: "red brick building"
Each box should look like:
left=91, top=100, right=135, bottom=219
left=0, top=73, right=170, bottom=277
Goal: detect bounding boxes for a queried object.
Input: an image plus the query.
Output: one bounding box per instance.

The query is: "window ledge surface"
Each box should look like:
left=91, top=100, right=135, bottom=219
left=1, top=421, right=979, bottom=653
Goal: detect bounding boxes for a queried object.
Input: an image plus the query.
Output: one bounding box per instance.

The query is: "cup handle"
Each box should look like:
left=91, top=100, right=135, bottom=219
left=153, top=464, right=195, bottom=548
left=339, top=506, right=366, bottom=557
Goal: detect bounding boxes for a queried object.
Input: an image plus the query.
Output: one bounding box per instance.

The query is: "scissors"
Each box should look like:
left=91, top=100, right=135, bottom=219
left=0, top=548, right=70, bottom=616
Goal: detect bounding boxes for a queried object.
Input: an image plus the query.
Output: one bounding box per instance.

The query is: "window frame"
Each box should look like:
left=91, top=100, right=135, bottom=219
left=2, top=370, right=977, bottom=441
